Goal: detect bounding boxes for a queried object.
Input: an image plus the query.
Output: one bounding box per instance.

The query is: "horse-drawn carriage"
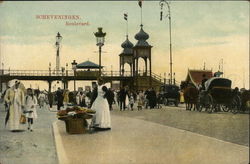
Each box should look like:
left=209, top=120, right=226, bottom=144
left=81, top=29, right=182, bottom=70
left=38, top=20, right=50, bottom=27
left=197, top=77, right=241, bottom=113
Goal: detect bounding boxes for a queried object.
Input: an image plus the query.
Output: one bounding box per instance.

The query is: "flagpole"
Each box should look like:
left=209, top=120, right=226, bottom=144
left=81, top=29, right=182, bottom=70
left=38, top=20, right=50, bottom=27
left=141, top=4, right=143, bottom=25
left=126, top=13, right=128, bottom=37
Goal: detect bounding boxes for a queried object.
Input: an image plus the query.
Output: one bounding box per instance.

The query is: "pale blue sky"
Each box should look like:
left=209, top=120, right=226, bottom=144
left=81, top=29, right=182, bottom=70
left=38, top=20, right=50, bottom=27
left=0, top=1, right=249, bottom=89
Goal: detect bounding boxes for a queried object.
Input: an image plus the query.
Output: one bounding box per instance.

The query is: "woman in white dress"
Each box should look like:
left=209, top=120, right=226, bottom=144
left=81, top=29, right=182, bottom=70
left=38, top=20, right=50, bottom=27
left=4, top=80, right=25, bottom=132
left=91, top=78, right=111, bottom=131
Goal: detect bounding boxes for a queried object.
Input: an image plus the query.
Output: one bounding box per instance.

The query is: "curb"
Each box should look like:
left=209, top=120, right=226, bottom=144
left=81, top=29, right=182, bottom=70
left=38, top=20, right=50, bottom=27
left=52, top=121, right=69, bottom=164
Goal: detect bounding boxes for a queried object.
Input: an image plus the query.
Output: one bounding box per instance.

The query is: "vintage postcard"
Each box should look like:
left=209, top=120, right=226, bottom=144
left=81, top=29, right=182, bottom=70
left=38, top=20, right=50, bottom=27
left=0, top=0, right=249, bottom=164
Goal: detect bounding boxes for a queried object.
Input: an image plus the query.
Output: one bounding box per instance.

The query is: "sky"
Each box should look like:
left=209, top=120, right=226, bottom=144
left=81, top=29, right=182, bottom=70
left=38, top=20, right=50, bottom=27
left=0, top=1, right=249, bottom=91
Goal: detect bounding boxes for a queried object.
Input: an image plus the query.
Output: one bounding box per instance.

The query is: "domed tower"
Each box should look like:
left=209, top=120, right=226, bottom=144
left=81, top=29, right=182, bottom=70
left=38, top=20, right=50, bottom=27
left=119, top=35, right=134, bottom=76
left=133, top=24, right=153, bottom=79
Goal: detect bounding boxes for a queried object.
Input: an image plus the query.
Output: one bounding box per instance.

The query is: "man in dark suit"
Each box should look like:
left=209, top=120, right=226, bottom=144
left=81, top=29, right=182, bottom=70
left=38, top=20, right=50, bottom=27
left=106, top=88, right=115, bottom=111
left=56, top=88, right=63, bottom=110
left=90, top=83, right=98, bottom=108
left=119, top=87, right=128, bottom=111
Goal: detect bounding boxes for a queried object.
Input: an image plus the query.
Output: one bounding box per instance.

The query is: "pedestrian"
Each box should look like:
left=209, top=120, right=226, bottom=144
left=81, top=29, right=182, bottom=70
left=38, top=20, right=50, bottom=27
left=144, top=89, right=150, bottom=109
left=179, top=90, right=185, bottom=104
left=128, top=92, right=135, bottom=111
left=91, top=78, right=111, bottom=131
left=38, top=91, right=46, bottom=108
left=119, top=87, right=128, bottom=111
left=4, top=80, right=25, bottom=132
left=90, top=83, right=98, bottom=108
left=56, top=88, right=63, bottom=110
left=137, top=90, right=144, bottom=110
left=106, top=88, right=115, bottom=111
left=116, top=90, right=120, bottom=107
left=156, top=93, right=162, bottom=109
left=2, top=87, right=9, bottom=111
left=149, top=88, right=157, bottom=109
left=48, top=92, right=54, bottom=109
left=63, top=89, right=70, bottom=109
left=25, top=88, right=38, bottom=132
left=76, top=91, right=87, bottom=107
left=85, top=90, right=92, bottom=108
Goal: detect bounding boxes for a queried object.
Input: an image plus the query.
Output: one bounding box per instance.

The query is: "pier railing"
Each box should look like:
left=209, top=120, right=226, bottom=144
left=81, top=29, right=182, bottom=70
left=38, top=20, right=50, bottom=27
left=0, top=69, right=133, bottom=77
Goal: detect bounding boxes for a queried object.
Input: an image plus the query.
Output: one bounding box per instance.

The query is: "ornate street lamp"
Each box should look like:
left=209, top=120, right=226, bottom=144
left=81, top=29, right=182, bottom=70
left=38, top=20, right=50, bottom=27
left=71, top=60, right=77, bottom=92
left=94, top=27, right=106, bottom=77
left=160, top=0, right=173, bottom=84
left=55, top=32, right=62, bottom=75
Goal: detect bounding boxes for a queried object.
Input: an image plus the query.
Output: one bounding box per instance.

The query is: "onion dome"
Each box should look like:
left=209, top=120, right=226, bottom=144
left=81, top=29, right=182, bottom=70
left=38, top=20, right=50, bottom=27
left=121, top=35, right=134, bottom=48
left=120, top=35, right=134, bottom=56
left=134, top=24, right=150, bottom=47
left=135, top=25, right=149, bottom=41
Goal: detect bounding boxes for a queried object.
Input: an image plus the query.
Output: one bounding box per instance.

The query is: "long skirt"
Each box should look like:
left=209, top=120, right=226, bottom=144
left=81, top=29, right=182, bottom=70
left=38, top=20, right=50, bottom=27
left=91, top=97, right=111, bottom=128
left=9, top=102, right=23, bottom=131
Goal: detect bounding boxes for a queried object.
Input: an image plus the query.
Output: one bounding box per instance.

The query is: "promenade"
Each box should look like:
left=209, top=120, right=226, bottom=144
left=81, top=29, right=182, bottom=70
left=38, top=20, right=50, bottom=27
left=0, top=104, right=249, bottom=164
left=54, top=106, right=249, bottom=164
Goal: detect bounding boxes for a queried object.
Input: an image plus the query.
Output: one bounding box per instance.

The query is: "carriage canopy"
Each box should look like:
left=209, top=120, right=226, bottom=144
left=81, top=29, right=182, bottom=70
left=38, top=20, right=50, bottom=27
left=205, top=77, right=232, bottom=91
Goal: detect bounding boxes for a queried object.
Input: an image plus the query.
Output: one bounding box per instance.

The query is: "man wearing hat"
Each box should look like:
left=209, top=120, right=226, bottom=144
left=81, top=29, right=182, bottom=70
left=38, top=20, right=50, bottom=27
left=4, top=80, right=25, bottom=132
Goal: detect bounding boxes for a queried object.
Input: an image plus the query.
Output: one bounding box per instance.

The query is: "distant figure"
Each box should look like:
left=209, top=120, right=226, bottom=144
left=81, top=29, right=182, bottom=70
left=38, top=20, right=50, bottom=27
left=106, top=88, right=115, bottom=111
left=48, top=92, right=54, bottom=109
left=76, top=91, right=86, bottom=107
left=148, top=88, right=157, bottom=109
left=25, top=88, right=38, bottom=132
left=63, top=89, right=70, bottom=108
left=137, top=90, right=144, bottom=110
left=90, top=84, right=98, bottom=108
left=201, top=74, right=208, bottom=91
left=179, top=91, right=185, bottom=104
left=119, top=87, right=128, bottom=111
left=56, top=88, right=63, bottom=110
left=38, top=91, right=46, bottom=108
left=128, top=92, right=135, bottom=111
left=4, top=80, right=25, bottom=132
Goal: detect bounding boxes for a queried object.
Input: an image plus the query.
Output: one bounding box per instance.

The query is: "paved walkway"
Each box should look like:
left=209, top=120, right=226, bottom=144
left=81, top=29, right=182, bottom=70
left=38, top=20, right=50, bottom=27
left=53, top=114, right=249, bottom=164
left=0, top=104, right=58, bottom=164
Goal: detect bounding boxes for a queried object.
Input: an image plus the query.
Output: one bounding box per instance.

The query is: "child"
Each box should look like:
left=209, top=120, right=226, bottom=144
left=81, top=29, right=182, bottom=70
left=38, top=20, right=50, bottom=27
left=25, top=88, right=38, bottom=132
left=129, top=93, right=135, bottom=111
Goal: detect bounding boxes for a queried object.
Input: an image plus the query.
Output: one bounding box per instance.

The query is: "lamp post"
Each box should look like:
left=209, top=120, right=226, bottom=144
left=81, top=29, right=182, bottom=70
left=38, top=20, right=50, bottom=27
left=66, top=63, right=68, bottom=77
left=49, top=62, right=51, bottom=76
left=71, top=60, right=77, bottom=92
left=160, top=0, right=173, bottom=84
left=55, top=32, right=62, bottom=75
left=164, top=72, right=166, bottom=85
left=94, top=27, right=106, bottom=77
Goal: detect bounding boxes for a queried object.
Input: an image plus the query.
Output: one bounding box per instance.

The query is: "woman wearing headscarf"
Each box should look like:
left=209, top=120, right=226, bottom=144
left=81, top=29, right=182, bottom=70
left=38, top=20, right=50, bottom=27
left=4, top=80, right=25, bottom=132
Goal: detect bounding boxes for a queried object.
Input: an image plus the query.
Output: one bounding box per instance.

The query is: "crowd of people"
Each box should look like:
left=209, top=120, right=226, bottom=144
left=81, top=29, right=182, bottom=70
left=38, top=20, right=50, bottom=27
left=1, top=78, right=184, bottom=133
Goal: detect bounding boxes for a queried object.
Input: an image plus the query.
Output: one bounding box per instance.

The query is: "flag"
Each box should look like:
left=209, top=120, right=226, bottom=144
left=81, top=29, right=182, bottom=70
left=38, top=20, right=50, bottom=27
left=124, top=13, right=128, bottom=21
left=138, top=0, right=142, bottom=8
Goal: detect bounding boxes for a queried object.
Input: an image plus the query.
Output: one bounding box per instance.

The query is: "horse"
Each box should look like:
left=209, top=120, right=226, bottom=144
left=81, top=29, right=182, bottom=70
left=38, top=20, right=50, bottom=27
left=181, top=82, right=199, bottom=111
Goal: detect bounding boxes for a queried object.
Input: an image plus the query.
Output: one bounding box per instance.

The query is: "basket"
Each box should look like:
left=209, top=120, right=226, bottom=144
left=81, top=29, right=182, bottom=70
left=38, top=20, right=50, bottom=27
left=64, top=117, right=87, bottom=134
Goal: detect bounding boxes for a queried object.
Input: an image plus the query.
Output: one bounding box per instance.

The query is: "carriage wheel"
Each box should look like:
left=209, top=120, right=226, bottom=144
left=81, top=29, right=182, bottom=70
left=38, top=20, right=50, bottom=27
left=175, top=100, right=179, bottom=107
left=221, top=105, right=230, bottom=112
left=205, top=94, right=214, bottom=113
left=230, top=95, right=241, bottom=114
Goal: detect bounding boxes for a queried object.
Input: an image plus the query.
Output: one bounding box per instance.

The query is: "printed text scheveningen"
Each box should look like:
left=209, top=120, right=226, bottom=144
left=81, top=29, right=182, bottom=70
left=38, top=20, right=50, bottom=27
left=36, top=15, right=81, bottom=20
